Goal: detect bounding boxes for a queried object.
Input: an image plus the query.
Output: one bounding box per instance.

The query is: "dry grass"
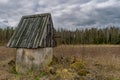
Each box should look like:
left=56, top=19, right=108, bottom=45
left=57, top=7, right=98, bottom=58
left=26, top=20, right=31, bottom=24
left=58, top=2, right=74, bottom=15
left=0, top=45, right=120, bottom=80
left=54, top=45, right=120, bottom=80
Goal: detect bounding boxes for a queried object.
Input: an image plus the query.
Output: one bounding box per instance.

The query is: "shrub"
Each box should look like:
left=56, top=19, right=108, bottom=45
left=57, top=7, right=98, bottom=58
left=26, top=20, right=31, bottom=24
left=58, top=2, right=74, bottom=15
left=70, top=60, right=89, bottom=76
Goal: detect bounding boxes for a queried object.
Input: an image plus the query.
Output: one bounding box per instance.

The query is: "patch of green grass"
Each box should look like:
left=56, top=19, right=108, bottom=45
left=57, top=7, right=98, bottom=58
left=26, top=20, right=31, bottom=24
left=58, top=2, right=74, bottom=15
left=34, top=77, right=39, bottom=80
left=11, top=66, right=18, bottom=74
left=40, top=71, right=48, bottom=77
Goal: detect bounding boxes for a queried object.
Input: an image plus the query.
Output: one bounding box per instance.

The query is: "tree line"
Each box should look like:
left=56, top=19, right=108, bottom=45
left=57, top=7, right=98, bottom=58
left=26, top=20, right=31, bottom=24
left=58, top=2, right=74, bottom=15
left=0, top=27, right=14, bottom=45
left=56, top=27, right=120, bottom=45
left=0, top=26, right=120, bottom=45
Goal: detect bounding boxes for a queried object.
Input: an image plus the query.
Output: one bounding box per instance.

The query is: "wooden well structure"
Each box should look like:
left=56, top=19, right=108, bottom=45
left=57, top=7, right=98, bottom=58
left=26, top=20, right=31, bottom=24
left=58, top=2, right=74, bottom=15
left=7, top=13, right=56, bottom=73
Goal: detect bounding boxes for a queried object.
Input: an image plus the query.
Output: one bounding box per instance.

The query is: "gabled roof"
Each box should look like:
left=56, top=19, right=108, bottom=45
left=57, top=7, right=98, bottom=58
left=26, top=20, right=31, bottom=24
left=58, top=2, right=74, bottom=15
left=7, top=13, right=54, bottom=48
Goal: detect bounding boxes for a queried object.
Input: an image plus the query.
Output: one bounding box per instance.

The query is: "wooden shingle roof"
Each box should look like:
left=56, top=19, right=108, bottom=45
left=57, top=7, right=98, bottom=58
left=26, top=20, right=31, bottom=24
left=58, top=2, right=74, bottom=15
left=7, top=13, right=56, bottom=48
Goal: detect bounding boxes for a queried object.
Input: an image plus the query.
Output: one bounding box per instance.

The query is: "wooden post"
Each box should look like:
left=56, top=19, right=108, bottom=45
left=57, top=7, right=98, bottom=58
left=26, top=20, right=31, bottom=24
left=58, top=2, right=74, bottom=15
left=16, top=48, right=53, bottom=73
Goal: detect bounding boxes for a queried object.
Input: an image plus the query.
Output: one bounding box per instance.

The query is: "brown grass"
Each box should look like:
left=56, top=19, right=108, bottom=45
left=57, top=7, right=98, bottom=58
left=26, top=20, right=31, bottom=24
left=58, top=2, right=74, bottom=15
left=54, top=45, right=120, bottom=79
left=0, top=45, right=120, bottom=80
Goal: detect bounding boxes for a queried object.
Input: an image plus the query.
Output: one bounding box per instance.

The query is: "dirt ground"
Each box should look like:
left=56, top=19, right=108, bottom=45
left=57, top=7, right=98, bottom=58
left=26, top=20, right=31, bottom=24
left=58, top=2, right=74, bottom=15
left=0, top=45, right=120, bottom=80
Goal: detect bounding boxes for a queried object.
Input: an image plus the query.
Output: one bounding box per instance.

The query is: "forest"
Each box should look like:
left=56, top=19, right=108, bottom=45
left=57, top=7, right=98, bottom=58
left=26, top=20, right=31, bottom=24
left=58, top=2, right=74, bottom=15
left=0, top=27, right=14, bottom=45
left=57, top=26, right=120, bottom=45
left=0, top=26, right=120, bottom=45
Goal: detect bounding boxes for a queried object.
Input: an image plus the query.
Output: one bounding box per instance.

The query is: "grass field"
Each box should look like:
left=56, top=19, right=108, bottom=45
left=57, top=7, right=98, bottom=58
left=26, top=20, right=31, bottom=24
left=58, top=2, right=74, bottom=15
left=0, top=45, right=120, bottom=80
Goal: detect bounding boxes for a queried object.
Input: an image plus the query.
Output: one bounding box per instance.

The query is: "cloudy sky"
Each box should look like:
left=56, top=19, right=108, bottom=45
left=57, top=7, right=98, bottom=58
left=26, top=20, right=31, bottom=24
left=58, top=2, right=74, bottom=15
left=0, top=0, right=120, bottom=29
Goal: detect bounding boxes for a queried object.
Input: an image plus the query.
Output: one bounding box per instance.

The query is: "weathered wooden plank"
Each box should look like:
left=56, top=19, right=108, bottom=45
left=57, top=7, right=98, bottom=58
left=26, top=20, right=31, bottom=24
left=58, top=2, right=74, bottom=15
left=12, top=19, right=27, bottom=47
left=23, top=18, right=35, bottom=48
left=33, top=16, right=48, bottom=48
left=18, top=20, right=29, bottom=47
left=29, top=16, right=44, bottom=48
left=31, top=19, right=43, bottom=48
left=25, top=18, right=38, bottom=48
left=24, top=18, right=38, bottom=48
left=13, top=19, right=27, bottom=47
left=7, top=13, right=56, bottom=48
left=21, top=19, right=34, bottom=47
left=38, top=15, right=49, bottom=48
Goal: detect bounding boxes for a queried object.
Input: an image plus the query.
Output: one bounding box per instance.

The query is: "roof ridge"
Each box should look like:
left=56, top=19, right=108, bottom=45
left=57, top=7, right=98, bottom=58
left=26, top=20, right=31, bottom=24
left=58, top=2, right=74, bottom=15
left=23, top=13, right=51, bottom=18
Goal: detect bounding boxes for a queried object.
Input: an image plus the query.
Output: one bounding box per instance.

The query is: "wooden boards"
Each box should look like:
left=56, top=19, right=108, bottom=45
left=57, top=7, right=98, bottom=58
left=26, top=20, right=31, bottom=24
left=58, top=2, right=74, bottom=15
left=7, top=13, right=56, bottom=48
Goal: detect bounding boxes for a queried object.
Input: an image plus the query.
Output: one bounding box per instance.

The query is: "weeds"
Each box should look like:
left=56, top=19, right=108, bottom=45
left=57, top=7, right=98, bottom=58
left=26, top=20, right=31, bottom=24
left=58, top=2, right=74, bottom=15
left=10, top=66, right=18, bottom=74
left=0, top=45, right=120, bottom=80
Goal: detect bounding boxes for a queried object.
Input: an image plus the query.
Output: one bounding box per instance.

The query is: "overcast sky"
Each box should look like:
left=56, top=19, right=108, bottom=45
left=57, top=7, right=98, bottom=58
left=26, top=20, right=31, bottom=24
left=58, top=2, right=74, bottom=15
left=0, top=0, right=120, bottom=29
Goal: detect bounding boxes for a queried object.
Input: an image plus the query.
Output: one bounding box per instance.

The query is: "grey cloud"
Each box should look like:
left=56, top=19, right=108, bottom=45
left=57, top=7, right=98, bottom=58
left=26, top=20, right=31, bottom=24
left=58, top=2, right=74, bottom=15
left=0, top=0, right=39, bottom=26
left=0, top=0, right=120, bottom=29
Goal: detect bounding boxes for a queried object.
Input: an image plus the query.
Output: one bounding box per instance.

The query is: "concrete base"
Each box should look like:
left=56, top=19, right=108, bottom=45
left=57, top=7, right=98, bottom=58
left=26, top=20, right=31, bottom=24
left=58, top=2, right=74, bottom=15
left=16, top=48, right=53, bottom=73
